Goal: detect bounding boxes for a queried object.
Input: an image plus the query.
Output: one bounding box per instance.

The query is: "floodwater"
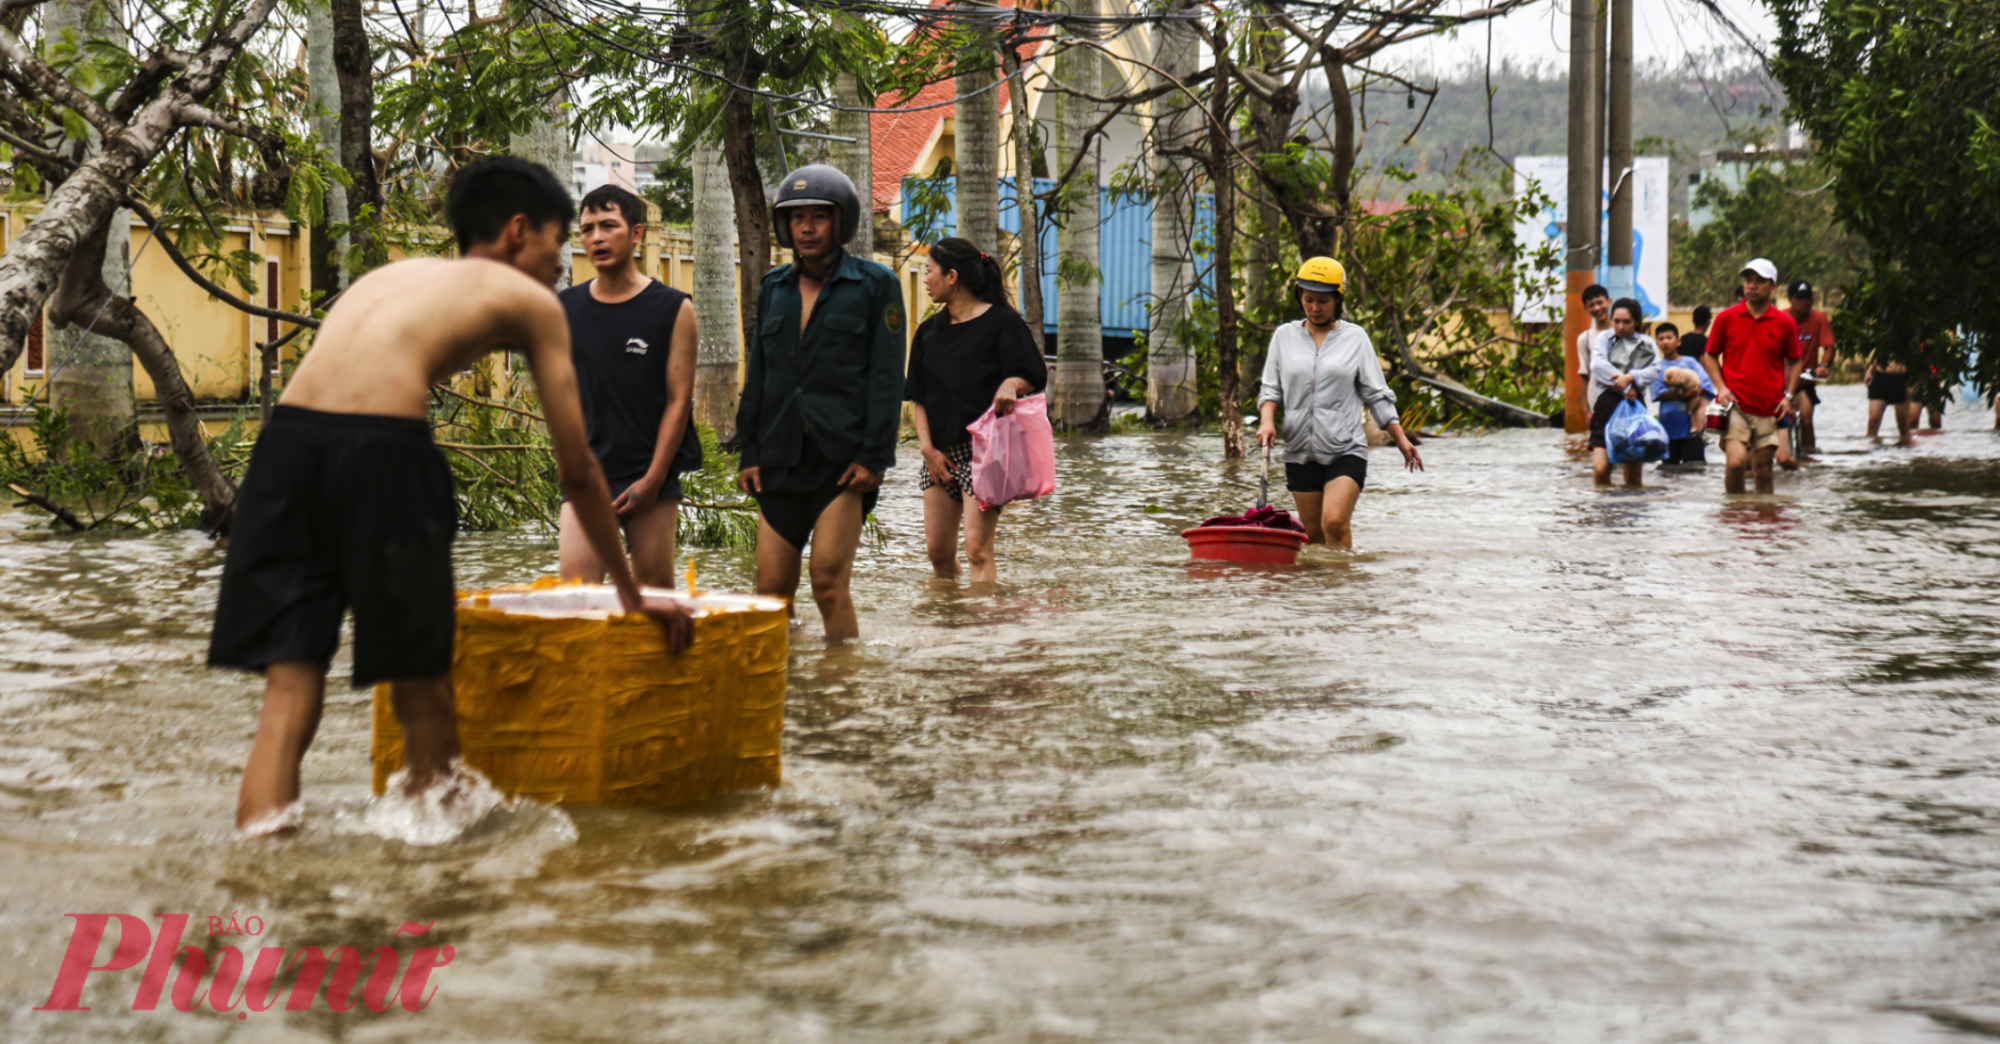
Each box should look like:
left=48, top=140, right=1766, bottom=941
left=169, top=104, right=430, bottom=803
left=2, top=384, right=1998, bottom=1042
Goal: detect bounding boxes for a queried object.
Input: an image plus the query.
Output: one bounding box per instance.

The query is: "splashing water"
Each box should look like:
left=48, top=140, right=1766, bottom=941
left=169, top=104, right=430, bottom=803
left=340, top=760, right=546, bottom=847
left=233, top=800, right=303, bottom=841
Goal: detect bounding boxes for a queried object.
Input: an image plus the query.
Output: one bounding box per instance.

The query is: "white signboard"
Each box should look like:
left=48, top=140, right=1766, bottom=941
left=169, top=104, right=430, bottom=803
left=1513, top=156, right=1669, bottom=322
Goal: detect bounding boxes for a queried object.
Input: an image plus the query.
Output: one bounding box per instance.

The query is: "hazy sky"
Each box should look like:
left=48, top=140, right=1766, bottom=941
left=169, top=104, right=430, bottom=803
left=1406, top=0, right=1779, bottom=74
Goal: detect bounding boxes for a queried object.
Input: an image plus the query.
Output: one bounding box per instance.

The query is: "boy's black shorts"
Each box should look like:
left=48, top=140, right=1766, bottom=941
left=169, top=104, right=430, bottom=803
left=208, top=406, right=457, bottom=688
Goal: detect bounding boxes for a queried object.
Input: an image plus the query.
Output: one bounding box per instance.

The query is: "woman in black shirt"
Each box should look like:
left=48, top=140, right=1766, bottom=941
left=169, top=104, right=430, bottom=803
left=904, top=237, right=1048, bottom=583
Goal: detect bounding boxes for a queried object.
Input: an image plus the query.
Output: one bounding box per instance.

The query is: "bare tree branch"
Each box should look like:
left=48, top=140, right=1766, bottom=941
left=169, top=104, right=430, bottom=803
left=0, top=22, right=121, bottom=136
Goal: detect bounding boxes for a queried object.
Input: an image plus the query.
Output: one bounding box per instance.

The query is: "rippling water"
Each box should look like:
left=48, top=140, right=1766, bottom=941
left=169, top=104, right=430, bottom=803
left=3, top=385, right=1998, bottom=1042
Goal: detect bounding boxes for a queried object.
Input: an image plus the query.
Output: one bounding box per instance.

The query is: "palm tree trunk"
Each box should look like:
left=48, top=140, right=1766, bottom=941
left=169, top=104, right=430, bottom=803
left=1209, top=24, right=1242, bottom=459
left=827, top=71, right=874, bottom=257
left=1001, top=40, right=1043, bottom=352
left=691, top=136, right=740, bottom=440
left=306, top=0, right=350, bottom=298
left=1145, top=1, right=1198, bottom=425
left=954, top=11, right=1001, bottom=252
left=1050, top=8, right=1105, bottom=430
left=43, top=0, right=134, bottom=451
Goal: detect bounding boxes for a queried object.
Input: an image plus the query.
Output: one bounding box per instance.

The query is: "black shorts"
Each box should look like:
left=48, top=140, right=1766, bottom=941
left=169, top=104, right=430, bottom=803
left=1587, top=385, right=1643, bottom=450
left=753, top=438, right=879, bottom=551
left=208, top=406, right=457, bottom=688
left=1797, top=382, right=1821, bottom=406
left=1869, top=371, right=1908, bottom=404
left=1284, top=454, right=1368, bottom=493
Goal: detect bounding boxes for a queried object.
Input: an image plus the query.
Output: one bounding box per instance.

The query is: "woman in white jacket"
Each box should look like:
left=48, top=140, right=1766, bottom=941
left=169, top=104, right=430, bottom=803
left=1255, top=257, right=1423, bottom=549
left=1588, top=297, right=1662, bottom=487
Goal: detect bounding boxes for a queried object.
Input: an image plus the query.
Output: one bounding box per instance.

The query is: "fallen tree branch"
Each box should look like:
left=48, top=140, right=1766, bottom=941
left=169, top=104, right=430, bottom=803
left=45, top=215, right=239, bottom=532
left=442, top=444, right=557, bottom=530
left=126, top=198, right=321, bottom=328
left=432, top=384, right=546, bottom=423
left=7, top=482, right=86, bottom=530
left=434, top=440, right=541, bottom=451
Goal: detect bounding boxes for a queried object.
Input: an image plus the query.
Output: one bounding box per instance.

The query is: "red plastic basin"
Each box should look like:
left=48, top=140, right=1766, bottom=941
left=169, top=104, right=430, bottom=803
left=1181, top=525, right=1309, bottom=565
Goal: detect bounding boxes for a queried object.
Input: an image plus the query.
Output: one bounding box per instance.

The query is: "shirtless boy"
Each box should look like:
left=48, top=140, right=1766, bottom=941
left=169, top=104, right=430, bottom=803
left=557, top=184, right=700, bottom=588
left=209, top=157, right=691, bottom=832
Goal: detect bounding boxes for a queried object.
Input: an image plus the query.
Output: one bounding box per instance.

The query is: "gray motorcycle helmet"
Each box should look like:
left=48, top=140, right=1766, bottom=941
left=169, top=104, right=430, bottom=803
left=771, top=164, right=861, bottom=249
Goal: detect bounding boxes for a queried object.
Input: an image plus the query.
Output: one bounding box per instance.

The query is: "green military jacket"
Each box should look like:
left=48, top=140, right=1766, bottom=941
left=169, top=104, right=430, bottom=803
left=735, top=248, right=906, bottom=475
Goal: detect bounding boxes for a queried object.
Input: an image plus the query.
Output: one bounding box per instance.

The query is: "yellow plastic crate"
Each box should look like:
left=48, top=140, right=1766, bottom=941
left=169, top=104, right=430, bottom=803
left=372, top=580, right=789, bottom=808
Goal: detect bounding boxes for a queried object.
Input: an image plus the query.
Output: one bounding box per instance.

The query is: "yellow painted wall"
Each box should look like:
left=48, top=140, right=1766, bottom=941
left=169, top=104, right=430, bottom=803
left=0, top=200, right=940, bottom=424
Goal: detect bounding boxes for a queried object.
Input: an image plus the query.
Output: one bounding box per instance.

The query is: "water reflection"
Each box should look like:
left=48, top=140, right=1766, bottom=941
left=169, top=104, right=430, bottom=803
left=0, top=385, right=1995, bottom=1041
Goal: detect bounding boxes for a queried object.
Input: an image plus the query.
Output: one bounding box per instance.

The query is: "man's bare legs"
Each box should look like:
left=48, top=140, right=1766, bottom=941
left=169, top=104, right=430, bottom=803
left=559, top=499, right=680, bottom=588
left=389, top=675, right=461, bottom=795
left=236, top=661, right=325, bottom=830
left=754, top=489, right=868, bottom=640
left=1795, top=391, right=1818, bottom=455
left=236, top=665, right=461, bottom=831
left=1293, top=476, right=1364, bottom=549
left=1723, top=438, right=1777, bottom=494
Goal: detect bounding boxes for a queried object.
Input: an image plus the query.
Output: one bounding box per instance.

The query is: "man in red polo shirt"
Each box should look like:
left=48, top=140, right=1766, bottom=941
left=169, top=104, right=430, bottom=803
left=1701, top=258, right=1804, bottom=494
left=1785, top=279, right=1836, bottom=457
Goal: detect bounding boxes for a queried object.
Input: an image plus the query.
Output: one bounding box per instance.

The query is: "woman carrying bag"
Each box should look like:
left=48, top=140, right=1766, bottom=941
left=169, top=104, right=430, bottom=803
left=1255, top=257, right=1422, bottom=550
left=905, top=237, right=1049, bottom=583
left=1587, top=297, right=1662, bottom=487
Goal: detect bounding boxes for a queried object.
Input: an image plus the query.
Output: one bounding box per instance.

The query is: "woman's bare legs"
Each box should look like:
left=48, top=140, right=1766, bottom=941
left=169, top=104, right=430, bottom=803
left=922, top=486, right=964, bottom=579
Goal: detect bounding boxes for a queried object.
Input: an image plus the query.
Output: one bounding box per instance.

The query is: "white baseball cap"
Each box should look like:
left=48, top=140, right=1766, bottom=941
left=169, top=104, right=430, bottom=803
left=1740, top=257, right=1778, bottom=282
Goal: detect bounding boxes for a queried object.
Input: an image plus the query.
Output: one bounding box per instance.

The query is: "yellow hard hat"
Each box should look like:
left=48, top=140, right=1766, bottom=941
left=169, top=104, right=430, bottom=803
left=1295, top=256, right=1345, bottom=293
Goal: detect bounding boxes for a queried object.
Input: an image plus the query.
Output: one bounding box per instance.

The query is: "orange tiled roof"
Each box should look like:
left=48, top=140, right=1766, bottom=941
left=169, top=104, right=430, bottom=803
left=869, top=0, right=1049, bottom=213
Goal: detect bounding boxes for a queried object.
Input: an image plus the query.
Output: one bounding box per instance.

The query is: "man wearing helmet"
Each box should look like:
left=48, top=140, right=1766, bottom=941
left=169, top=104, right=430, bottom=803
left=735, top=165, right=906, bottom=640
left=1255, top=257, right=1423, bottom=550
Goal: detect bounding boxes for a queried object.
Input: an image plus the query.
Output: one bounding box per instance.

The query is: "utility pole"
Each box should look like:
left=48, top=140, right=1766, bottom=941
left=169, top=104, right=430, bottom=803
left=1605, top=0, right=1635, bottom=306
left=1562, top=0, right=1600, bottom=433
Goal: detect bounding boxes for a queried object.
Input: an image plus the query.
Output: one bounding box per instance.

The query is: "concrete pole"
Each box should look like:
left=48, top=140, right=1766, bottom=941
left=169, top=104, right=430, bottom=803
left=1605, top=0, right=1635, bottom=305
left=1562, top=0, right=1599, bottom=433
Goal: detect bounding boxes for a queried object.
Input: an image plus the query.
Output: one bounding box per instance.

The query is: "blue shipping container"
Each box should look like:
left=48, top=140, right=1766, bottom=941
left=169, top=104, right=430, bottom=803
left=900, top=176, right=1213, bottom=339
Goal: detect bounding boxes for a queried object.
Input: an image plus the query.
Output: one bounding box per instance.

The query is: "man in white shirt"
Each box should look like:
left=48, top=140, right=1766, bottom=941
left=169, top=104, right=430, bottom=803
left=1576, top=283, right=1612, bottom=384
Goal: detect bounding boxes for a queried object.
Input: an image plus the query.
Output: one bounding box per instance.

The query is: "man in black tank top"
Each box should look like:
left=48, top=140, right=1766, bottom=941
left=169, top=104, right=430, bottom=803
left=557, top=185, right=701, bottom=588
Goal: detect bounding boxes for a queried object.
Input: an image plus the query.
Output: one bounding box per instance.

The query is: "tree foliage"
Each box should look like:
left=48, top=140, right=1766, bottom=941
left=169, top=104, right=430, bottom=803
left=1769, top=0, right=2000, bottom=400
left=1668, top=156, right=1868, bottom=312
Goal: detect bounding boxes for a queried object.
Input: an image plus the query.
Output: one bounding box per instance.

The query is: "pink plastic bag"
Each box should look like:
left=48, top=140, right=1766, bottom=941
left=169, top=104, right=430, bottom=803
left=965, top=393, right=1057, bottom=511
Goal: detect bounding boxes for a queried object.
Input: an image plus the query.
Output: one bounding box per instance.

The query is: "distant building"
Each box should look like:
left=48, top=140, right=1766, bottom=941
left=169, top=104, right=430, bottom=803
left=572, top=140, right=641, bottom=199
left=1686, top=140, right=1813, bottom=232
